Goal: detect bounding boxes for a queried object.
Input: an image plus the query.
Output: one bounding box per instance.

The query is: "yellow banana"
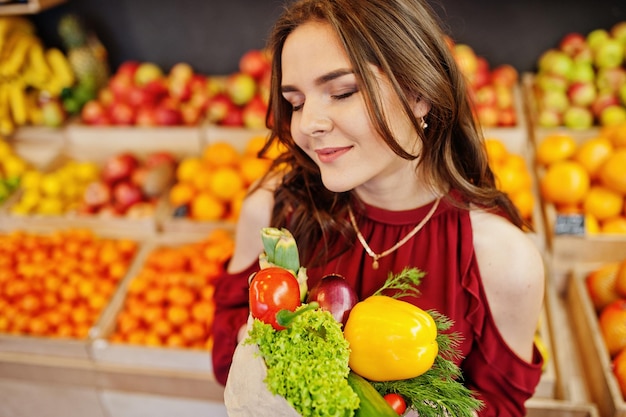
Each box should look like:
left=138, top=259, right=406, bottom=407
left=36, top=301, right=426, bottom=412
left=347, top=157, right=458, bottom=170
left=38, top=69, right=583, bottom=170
left=45, top=47, right=75, bottom=87
left=0, top=17, right=34, bottom=57
left=25, top=90, right=43, bottom=126
left=0, top=84, right=15, bottom=136
left=8, top=80, right=27, bottom=126
left=1, top=34, right=36, bottom=77
left=26, top=40, right=52, bottom=88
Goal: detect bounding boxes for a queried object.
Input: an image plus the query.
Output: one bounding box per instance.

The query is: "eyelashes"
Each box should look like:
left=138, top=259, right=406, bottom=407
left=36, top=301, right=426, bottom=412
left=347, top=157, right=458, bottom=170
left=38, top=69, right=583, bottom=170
left=289, top=89, right=359, bottom=112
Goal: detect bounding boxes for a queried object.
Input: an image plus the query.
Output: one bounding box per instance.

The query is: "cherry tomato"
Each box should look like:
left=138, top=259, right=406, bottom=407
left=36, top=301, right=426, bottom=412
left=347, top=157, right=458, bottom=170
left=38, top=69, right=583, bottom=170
left=249, top=266, right=301, bottom=330
left=383, top=393, right=407, bottom=415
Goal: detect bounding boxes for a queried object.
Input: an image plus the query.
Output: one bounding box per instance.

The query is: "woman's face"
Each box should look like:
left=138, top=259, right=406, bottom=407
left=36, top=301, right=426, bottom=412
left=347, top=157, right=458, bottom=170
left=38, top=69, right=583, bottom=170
left=280, top=21, right=429, bottom=203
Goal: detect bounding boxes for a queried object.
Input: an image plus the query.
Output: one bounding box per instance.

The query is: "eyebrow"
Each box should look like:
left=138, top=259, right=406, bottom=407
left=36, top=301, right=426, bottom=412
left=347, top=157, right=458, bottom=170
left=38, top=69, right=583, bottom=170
left=281, top=68, right=354, bottom=93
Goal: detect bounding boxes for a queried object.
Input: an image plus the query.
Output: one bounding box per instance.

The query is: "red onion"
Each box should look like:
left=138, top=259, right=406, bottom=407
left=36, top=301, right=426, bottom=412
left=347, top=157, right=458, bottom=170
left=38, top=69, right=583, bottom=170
left=307, top=274, right=358, bottom=326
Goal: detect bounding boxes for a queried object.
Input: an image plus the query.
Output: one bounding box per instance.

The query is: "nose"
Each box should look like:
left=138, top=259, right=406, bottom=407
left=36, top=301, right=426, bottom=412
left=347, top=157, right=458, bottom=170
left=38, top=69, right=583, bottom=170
left=296, top=100, right=332, bottom=137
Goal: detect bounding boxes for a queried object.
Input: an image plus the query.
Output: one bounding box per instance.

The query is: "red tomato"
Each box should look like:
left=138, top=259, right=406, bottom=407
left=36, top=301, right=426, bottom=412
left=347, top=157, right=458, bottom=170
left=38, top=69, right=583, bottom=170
left=383, top=393, right=407, bottom=415
left=249, top=266, right=301, bottom=330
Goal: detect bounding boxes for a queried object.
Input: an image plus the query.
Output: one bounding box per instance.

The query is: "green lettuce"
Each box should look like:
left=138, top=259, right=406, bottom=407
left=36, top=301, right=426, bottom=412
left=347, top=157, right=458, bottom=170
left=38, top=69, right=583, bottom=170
left=245, top=306, right=359, bottom=417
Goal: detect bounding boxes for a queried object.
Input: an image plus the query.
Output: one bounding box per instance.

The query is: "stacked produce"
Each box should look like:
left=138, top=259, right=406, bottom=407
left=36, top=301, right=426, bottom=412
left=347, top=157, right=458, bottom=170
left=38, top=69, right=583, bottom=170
left=108, top=229, right=233, bottom=349
left=448, top=39, right=520, bottom=128
left=10, top=159, right=100, bottom=216
left=537, top=122, right=626, bottom=234
left=0, top=138, right=30, bottom=203
left=531, top=21, right=626, bottom=129
left=226, top=227, right=482, bottom=417
left=0, top=229, right=138, bottom=338
left=205, top=49, right=271, bottom=129
left=0, top=16, right=76, bottom=134
left=80, top=60, right=211, bottom=126
left=169, top=135, right=283, bottom=222
left=585, top=258, right=626, bottom=398
left=484, top=137, right=535, bottom=223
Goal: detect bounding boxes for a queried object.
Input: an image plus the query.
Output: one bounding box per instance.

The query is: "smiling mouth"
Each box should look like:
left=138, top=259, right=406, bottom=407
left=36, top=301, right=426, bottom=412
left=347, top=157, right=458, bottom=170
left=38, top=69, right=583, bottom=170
left=315, top=146, right=352, bottom=163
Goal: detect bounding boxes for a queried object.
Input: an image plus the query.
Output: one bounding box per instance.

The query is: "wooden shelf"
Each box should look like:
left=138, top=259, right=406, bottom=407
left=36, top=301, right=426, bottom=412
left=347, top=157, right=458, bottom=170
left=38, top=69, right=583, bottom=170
left=0, top=0, right=66, bottom=15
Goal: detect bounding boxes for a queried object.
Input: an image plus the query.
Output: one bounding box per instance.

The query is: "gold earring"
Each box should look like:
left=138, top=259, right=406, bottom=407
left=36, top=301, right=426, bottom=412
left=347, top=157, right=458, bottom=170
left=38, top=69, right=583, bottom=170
left=420, top=117, right=428, bottom=130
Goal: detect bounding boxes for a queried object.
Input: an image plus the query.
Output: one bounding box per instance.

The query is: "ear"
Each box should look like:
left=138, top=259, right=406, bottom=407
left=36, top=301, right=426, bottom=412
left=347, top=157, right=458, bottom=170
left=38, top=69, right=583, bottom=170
left=411, top=97, right=431, bottom=119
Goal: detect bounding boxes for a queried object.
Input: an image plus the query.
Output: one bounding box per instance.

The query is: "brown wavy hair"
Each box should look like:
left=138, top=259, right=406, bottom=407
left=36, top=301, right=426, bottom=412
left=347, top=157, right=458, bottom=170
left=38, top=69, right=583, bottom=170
left=254, top=0, right=525, bottom=265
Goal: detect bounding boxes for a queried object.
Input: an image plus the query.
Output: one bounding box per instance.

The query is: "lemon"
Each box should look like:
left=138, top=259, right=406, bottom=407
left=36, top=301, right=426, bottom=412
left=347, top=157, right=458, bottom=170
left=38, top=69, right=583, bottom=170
left=20, top=170, right=43, bottom=190
left=2, top=155, right=28, bottom=178
left=37, top=198, right=64, bottom=215
left=40, top=174, right=63, bottom=197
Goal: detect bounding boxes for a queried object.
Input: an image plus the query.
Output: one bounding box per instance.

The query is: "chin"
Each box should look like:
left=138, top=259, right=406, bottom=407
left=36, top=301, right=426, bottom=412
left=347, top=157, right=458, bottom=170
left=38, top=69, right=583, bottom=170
left=320, top=175, right=354, bottom=193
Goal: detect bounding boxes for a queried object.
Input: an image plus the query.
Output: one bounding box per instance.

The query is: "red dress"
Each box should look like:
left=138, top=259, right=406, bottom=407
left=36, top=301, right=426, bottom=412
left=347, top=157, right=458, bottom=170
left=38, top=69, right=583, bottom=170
left=212, top=194, right=543, bottom=416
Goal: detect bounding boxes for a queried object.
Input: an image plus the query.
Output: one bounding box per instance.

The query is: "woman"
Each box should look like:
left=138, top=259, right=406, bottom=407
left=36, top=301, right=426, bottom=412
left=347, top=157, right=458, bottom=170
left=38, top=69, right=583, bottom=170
left=212, top=0, right=545, bottom=415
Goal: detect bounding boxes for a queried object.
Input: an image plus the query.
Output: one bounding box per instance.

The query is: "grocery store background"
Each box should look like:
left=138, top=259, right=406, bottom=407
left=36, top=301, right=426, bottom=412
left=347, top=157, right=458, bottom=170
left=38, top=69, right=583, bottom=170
left=30, top=0, right=626, bottom=75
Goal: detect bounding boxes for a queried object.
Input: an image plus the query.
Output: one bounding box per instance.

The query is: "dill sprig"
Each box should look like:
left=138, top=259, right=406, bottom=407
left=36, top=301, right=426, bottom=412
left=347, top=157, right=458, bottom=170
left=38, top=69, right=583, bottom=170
left=371, top=268, right=484, bottom=417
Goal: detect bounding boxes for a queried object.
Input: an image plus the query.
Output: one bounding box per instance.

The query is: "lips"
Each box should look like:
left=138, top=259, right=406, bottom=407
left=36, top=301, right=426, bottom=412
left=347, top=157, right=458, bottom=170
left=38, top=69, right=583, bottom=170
left=315, top=146, right=352, bottom=163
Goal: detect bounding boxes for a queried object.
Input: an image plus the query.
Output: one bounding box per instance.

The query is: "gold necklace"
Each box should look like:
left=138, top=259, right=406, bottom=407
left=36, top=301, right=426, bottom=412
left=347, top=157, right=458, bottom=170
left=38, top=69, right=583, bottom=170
left=348, top=197, right=441, bottom=270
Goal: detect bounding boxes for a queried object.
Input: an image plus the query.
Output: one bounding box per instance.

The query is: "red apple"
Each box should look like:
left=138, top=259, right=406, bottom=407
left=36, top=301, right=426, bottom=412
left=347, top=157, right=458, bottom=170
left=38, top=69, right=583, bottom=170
left=168, top=62, right=194, bottom=83
left=169, top=78, right=192, bottom=103
left=225, top=72, right=257, bottom=106
left=220, top=105, right=244, bottom=127
left=596, top=67, right=626, bottom=93
left=108, top=101, right=136, bottom=125
left=116, top=61, right=140, bottom=79
left=568, top=81, right=598, bottom=107
left=206, top=93, right=237, bottom=124
left=189, top=74, right=208, bottom=94
left=474, top=105, right=499, bottom=127
left=128, top=85, right=152, bottom=108
left=180, top=102, right=202, bottom=125
left=97, top=87, right=114, bottom=107
left=112, top=181, right=144, bottom=214
left=81, top=100, right=108, bottom=124
left=242, top=95, right=268, bottom=129
left=494, top=85, right=514, bottom=109
left=154, top=102, right=183, bottom=126
left=102, top=153, right=140, bottom=185
left=472, top=57, right=491, bottom=90
left=145, top=151, right=177, bottom=169
left=559, top=33, right=587, bottom=57
left=592, top=91, right=621, bottom=118
left=135, top=105, right=158, bottom=126
left=491, top=64, right=518, bottom=88
left=239, top=49, right=271, bottom=81
left=143, top=78, right=170, bottom=103
left=497, top=107, right=517, bottom=127
left=474, top=85, right=497, bottom=107
left=108, top=73, right=134, bottom=102
left=83, top=180, right=112, bottom=209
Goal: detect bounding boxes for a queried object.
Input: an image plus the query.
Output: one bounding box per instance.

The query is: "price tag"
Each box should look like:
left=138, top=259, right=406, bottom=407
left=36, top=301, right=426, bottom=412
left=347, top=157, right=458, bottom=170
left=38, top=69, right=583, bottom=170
left=554, top=214, right=586, bottom=236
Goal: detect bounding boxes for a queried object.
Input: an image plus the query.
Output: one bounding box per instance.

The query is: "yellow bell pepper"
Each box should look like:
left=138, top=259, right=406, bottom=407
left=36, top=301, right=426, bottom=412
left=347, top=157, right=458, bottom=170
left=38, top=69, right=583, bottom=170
left=343, top=295, right=438, bottom=381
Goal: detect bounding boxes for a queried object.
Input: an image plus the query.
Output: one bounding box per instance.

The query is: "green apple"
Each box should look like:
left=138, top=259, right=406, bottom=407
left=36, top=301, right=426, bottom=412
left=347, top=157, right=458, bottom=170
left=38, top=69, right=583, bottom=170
left=570, top=61, right=596, bottom=83
left=587, top=29, right=611, bottom=51
left=600, top=105, right=626, bottom=126
left=539, top=89, right=569, bottom=112
left=134, top=62, right=164, bottom=87
left=563, top=106, right=594, bottom=129
left=611, top=21, right=626, bottom=45
left=619, top=83, right=626, bottom=106
left=538, top=49, right=574, bottom=79
left=594, top=39, right=624, bottom=69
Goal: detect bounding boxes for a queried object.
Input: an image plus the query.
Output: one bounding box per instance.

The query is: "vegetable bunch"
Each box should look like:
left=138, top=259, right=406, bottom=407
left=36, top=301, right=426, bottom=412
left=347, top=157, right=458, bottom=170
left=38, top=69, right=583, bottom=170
left=245, top=227, right=482, bottom=417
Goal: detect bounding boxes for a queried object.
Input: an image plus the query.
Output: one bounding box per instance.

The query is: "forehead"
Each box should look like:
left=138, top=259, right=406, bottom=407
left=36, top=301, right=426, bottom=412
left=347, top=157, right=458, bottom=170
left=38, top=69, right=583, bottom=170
left=281, top=20, right=352, bottom=82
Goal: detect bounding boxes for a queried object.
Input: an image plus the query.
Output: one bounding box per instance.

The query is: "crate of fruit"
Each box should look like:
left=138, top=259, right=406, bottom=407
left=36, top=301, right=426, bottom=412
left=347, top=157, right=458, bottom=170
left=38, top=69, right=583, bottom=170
left=160, top=126, right=276, bottom=235
left=0, top=228, right=140, bottom=359
left=530, top=124, right=626, bottom=290
left=567, top=256, right=626, bottom=417
left=89, top=229, right=234, bottom=374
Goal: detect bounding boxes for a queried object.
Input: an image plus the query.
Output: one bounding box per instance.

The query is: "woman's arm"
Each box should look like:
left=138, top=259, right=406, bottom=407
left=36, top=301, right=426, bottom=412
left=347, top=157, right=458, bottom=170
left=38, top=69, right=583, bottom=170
left=470, top=209, right=545, bottom=362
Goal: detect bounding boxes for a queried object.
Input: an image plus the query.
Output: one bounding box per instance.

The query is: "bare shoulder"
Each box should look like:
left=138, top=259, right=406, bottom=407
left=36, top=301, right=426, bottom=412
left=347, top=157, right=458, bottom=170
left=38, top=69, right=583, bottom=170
left=228, top=176, right=280, bottom=273
left=470, top=208, right=545, bottom=361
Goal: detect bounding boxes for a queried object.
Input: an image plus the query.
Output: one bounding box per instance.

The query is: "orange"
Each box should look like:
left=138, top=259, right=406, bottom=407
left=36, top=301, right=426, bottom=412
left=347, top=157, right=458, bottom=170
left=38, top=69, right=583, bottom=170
left=202, top=141, right=240, bottom=168
left=599, top=149, right=626, bottom=194
left=573, top=136, right=613, bottom=179
left=603, top=121, right=626, bottom=148
left=614, top=259, right=626, bottom=298
left=492, top=163, right=526, bottom=195
left=245, top=135, right=269, bottom=156
left=191, top=192, right=226, bottom=221
left=586, top=213, right=601, bottom=235
left=602, top=216, right=626, bottom=234
left=613, top=347, right=626, bottom=398
left=484, top=138, right=508, bottom=166
left=169, top=182, right=196, bottom=207
left=510, top=189, right=534, bottom=220
left=176, top=157, right=203, bottom=183
left=600, top=299, right=626, bottom=356
left=209, top=167, right=245, bottom=202
left=540, top=160, right=590, bottom=206
left=191, top=165, right=214, bottom=192
left=583, top=186, right=624, bottom=221
left=239, top=156, right=271, bottom=185
left=586, top=262, right=621, bottom=311
left=536, top=133, right=578, bottom=166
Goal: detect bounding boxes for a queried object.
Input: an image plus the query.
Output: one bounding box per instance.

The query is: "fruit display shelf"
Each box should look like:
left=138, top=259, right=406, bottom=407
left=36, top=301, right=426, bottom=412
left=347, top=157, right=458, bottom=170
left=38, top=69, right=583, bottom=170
left=529, top=126, right=626, bottom=292
left=567, top=260, right=626, bottom=417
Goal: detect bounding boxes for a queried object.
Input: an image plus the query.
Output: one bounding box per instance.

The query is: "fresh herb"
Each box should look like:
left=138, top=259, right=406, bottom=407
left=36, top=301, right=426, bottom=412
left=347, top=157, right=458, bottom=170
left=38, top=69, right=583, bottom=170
left=246, top=305, right=359, bottom=417
left=372, top=268, right=484, bottom=417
